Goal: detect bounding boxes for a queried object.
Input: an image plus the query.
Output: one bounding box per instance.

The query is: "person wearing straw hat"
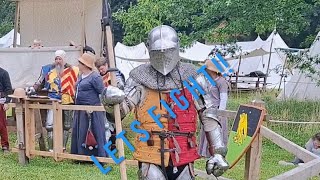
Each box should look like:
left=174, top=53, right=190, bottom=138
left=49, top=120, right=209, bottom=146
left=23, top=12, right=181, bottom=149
left=0, top=67, right=13, bottom=153
left=198, top=59, right=230, bottom=158
left=31, top=50, right=79, bottom=152
left=71, top=53, right=107, bottom=158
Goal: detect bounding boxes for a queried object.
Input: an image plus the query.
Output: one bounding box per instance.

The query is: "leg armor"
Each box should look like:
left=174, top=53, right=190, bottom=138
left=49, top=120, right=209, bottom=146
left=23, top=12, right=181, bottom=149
left=138, top=162, right=195, bottom=180
left=199, top=107, right=229, bottom=177
left=138, top=163, right=166, bottom=180
left=45, top=109, right=54, bottom=152
left=176, top=163, right=195, bottom=180
left=105, top=113, right=116, bottom=151
left=104, top=117, right=115, bottom=142
left=62, top=110, right=73, bottom=151
left=205, top=126, right=229, bottom=177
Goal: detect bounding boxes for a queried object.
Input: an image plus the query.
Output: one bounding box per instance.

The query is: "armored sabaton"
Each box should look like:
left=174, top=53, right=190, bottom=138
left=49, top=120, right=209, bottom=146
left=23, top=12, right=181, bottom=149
left=102, top=62, right=229, bottom=180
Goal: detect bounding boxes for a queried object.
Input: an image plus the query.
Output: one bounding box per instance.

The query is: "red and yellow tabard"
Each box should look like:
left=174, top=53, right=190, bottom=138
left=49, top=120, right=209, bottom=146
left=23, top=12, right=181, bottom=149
left=48, top=66, right=79, bottom=104
left=60, top=66, right=79, bottom=104
left=133, top=88, right=200, bottom=167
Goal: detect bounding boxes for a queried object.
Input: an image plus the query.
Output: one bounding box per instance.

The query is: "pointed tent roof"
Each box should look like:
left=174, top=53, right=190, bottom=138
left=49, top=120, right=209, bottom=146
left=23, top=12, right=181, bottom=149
left=254, top=35, right=263, bottom=44
left=309, top=31, right=320, bottom=57
left=264, top=29, right=289, bottom=51
left=236, top=36, right=265, bottom=51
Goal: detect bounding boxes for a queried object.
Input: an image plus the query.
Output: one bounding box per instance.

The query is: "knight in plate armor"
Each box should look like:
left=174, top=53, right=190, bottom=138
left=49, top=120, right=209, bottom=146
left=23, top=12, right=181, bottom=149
left=101, top=25, right=229, bottom=179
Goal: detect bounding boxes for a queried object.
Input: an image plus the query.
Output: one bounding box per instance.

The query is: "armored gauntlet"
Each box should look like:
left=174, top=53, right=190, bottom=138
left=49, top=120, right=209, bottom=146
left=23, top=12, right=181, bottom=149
left=101, top=86, right=125, bottom=106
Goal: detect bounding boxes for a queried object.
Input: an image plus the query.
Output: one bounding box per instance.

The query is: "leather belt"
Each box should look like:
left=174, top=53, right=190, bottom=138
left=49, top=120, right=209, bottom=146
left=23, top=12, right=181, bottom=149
left=150, top=130, right=196, bottom=180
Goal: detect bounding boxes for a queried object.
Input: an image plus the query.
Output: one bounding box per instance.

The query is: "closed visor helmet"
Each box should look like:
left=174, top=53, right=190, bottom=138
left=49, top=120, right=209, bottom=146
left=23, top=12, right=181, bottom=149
left=147, top=25, right=180, bottom=75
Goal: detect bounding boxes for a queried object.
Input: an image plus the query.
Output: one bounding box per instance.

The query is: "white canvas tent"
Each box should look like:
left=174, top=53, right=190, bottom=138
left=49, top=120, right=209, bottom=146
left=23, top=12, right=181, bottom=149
left=227, top=30, right=289, bottom=89
left=180, top=41, right=216, bottom=62
left=277, top=32, right=320, bottom=101
left=236, top=36, right=265, bottom=51
left=115, top=42, right=149, bottom=80
left=113, top=31, right=289, bottom=85
left=0, top=29, right=20, bottom=48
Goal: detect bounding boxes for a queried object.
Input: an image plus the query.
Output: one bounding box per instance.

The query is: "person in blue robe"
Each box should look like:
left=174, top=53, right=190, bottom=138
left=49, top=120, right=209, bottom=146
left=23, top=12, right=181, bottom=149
left=71, top=53, right=107, bottom=157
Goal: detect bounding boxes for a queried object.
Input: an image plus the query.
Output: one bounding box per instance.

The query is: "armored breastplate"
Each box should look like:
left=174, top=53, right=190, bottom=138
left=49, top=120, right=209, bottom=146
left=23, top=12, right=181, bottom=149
left=134, top=88, right=200, bottom=167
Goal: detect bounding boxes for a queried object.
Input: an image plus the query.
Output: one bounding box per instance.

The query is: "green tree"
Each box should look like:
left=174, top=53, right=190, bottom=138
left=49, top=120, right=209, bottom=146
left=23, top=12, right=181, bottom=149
left=114, top=0, right=312, bottom=47
left=110, top=0, right=137, bottom=43
left=0, top=0, right=15, bottom=37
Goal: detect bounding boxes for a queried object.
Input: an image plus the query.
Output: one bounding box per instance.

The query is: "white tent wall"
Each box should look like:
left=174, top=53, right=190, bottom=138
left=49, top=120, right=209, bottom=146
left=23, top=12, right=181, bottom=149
left=227, top=56, right=262, bottom=89
left=0, top=29, right=20, bottom=48
left=278, top=68, right=320, bottom=101
left=257, top=53, right=287, bottom=89
left=0, top=46, right=82, bottom=89
left=180, top=41, right=216, bottom=62
left=104, top=30, right=289, bottom=86
left=18, top=0, right=102, bottom=54
left=278, top=32, right=320, bottom=101
left=116, top=58, right=146, bottom=81
left=114, top=42, right=149, bottom=80
left=115, top=42, right=149, bottom=62
left=228, top=53, right=286, bottom=89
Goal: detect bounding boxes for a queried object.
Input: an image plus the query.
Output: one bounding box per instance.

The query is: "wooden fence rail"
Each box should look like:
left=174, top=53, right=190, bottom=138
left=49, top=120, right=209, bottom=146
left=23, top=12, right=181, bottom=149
left=8, top=98, right=320, bottom=180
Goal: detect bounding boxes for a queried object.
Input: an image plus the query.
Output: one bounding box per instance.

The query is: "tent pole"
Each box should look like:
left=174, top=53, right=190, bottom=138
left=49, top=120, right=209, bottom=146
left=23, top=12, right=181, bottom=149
left=264, top=31, right=275, bottom=91
left=235, top=54, right=242, bottom=97
left=13, top=1, right=20, bottom=48
left=278, top=51, right=287, bottom=91
left=235, top=53, right=242, bottom=89
left=80, top=0, right=85, bottom=52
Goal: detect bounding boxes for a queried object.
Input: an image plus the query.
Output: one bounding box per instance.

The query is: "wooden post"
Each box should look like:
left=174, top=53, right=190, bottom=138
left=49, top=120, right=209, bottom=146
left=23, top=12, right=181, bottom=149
left=30, top=107, right=36, bottom=158
left=24, top=101, right=31, bottom=158
left=244, top=98, right=265, bottom=180
left=15, top=99, right=28, bottom=164
left=13, top=1, right=20, bottom=47
left=105, top=26, right=127, bottom=180
left=34, top=104, right=46, bottom=151
left=53, top=101, right=63, bottom=161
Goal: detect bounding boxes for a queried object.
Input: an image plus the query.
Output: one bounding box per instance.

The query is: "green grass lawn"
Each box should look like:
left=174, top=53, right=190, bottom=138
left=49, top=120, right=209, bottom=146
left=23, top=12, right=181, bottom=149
left=1, top=91, right=320, bottom=180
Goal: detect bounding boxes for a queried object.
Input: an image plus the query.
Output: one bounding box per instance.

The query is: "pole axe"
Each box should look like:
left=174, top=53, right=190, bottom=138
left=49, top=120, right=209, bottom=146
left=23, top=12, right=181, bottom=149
left=101, top=1, right=127, bottom=179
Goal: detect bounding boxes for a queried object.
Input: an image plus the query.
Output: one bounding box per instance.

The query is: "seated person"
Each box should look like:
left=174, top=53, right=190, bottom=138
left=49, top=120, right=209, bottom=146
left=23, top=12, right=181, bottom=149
left=279, top=132, right=320, bottom=166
